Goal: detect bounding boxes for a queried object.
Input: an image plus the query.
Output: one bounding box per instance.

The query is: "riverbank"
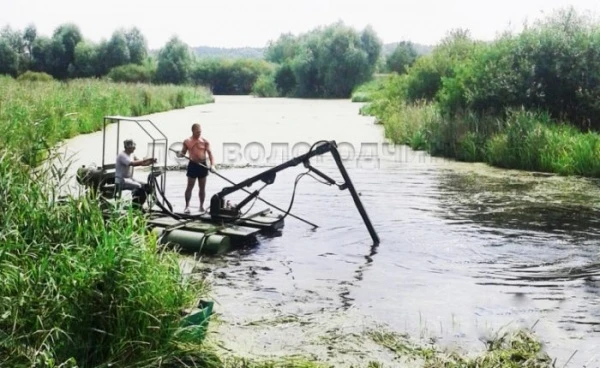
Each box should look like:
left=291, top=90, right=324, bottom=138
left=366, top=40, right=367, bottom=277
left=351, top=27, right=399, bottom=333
left=0, top=76, right=213, bottom=165
left=353, top=76, right=600, bottom=178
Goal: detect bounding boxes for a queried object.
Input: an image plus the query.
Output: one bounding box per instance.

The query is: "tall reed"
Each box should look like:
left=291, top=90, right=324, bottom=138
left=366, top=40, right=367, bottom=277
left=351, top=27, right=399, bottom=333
left=0, top=151, right=211, bottom=367
left=0, top=76, right=213, bottom=165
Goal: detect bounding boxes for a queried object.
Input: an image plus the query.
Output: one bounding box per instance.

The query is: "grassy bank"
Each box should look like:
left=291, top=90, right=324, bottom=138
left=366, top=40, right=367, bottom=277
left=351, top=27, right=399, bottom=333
left=356, top=83, right=600, bottom=177
left=0, top=151, right=214, bottom=367
left=0, top=76, right=213, bottom=165
left=353, top=9, right=600, bottom=178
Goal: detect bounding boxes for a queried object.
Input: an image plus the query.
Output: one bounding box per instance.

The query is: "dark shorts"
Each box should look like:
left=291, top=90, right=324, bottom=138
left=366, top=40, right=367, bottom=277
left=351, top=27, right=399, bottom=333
left=187, top=161, right=208, bottom=179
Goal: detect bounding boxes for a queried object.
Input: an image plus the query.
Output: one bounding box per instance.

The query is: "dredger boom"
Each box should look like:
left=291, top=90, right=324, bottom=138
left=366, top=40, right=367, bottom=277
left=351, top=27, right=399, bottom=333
left=210, top=140, right=380, bottom=245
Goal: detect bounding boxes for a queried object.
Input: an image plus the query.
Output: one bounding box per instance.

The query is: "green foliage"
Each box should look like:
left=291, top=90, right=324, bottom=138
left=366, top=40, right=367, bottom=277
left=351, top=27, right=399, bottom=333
left=0, top=152, right=209, bottom=367
left=381, top=101, right=440, bottom=151
left=50, top=23, right=83, bottom=79
left=517, top=9, right=600, bottom=130
left=103, top=30, right=131, bottom=71
left=251, top=74, right=279, bottom=97
left=0, top=39, right=19, bottom=76
left=370, top=328, right=552, bottom=367
left=435, top=8, right=600, bottom=130
left=360, top=25, right=383, bottom=66
left=386, top=41, right=418, bottom=74
left=155, top=36, right=193, bottom=85
left=351, top=76, right=388, bottom=102
left=124, top=27, right=148, bottom=64
left=274, top=63, right=297, bottom=96
left=359, top=74, right=408, bottom=117
left=265, top=21, right=382, bottom=98
left=73, top=40, right=100, bottom=77
left=405, top=29, right=480, bottom=103
left=403, top=56, right=441, bottom=102
left=265, top=33, right=299, bottom=63
left=30, top=35, right=52, bottom=73
left=1, top=25, right=30, bottom=74
left=0, top=78, right=213, bottom=164
left=191, top=58, right=274, bottom=95
left=361, top=8, right=600, bottom=178
left=108, top=63, right=154, bottom=84
left=485, top=109, right=600, bottom=176
left=16, top=70, right=54, bottom=82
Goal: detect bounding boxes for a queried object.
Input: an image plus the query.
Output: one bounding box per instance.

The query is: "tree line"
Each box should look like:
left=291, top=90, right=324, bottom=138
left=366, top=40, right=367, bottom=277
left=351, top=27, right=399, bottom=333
left=0, top=21, right=425, bottom=98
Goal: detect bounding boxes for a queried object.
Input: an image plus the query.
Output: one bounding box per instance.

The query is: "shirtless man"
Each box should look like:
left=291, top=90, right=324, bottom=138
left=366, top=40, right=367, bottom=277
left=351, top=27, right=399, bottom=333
left=178, top=123, right=214, bottom=213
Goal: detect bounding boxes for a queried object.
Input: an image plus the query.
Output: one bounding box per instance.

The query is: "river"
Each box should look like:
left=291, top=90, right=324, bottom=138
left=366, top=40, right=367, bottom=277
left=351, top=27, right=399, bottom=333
left=61, top=96, right=600, bottom=367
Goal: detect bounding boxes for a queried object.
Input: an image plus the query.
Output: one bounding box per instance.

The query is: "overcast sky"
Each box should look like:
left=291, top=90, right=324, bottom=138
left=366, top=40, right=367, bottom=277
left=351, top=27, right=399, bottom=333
left=1, top=0, right=599, bottom=50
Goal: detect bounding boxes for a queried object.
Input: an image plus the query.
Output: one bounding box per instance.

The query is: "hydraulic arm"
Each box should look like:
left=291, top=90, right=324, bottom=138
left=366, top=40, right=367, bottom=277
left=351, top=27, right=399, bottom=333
left=210, top=140, right=380, bottom=245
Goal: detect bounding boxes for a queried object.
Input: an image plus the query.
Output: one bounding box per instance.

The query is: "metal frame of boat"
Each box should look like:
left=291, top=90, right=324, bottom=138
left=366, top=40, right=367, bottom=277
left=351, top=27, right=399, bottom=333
left=76, top=116, right=379, bottom=254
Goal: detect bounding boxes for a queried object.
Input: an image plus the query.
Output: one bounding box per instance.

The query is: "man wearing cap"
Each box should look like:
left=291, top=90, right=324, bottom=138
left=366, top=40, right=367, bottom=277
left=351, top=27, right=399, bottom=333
left=115, top=139, right=156, bottom=191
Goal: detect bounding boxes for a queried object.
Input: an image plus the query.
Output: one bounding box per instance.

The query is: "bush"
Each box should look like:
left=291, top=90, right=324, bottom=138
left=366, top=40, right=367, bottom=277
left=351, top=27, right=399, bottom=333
left=251, top=74, right=279, bottom=97
left=107, top=63, right=154, bottom=84
left=191, top=58, right=274, bottom=95
left=17, top=71, right=54, bottom=82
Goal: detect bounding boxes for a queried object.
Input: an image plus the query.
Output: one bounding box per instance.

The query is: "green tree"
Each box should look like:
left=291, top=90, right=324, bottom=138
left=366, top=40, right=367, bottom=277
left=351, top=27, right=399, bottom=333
left=360, top=25, right=382, bottom=67
left=386, top=41, right=417, bottom=73
left=0, top=26, right=24, bottom=53
left=274, top=62, right=296, bottom=96
left=266, top=22, right=381, bottom=98
left=405, top=29, right=479, bottom=103
left=108, top=63, right=153, bottom=83
left=23, top=24, right=37, bottom=56
left=155, top=36, right=193, bottom=84
left=0, top=39, right=18, bottom=76
left=124, top=27, right=148, bottom=64
left=73, top=41, right=100, bottom=77
left=265, top=33, right=299, bottom=63
left=51, top=23, right=83, bottom=78
left=30, top=36, right=51, bottom=73
left=104, top=30, right=131, bottom=71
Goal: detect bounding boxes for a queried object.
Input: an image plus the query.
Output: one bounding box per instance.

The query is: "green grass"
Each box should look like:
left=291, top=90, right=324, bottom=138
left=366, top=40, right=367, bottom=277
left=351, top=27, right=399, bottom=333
left=369, top=328, right=553, bottom=367
left=351, top=76, right=390, bottom=103
left=363, top=91, right=600, bottom=177
left=0, top=150, right=213, bottom=367
left=0, top=76, right=214, bottom=166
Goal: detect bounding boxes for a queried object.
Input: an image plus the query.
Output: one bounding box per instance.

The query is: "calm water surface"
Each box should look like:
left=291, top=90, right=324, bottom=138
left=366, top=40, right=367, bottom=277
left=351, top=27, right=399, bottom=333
left=63, top=96, right=600, bottom=367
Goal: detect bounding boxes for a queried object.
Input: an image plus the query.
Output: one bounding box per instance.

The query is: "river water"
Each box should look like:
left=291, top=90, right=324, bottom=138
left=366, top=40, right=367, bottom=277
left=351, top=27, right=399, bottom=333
left=61, top=96, right=600, bottom=367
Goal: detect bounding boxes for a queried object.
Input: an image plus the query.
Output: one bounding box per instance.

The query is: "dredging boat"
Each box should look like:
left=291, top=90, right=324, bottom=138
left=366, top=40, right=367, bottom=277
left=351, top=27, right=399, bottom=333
left=76, top=116, right=379, bottom=254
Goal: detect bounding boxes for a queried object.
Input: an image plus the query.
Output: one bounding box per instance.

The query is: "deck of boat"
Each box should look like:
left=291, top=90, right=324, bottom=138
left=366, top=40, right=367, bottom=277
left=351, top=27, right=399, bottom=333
left=146, top=208, right=284, bottom=254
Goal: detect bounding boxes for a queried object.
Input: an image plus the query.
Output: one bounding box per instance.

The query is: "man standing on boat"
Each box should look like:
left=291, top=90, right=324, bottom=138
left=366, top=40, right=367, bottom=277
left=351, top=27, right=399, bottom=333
left=115, top=139, right=156, bottom=191
left=178, top=123, right=214, bottom=214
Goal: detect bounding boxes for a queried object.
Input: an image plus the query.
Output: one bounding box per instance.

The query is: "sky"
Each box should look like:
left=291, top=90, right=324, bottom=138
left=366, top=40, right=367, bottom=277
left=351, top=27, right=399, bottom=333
left=1, top=0, right=599, bottom=50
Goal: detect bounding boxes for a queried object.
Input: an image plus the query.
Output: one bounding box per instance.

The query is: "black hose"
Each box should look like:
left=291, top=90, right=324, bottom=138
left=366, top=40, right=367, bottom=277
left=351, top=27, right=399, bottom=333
left=168, top=148, right=318, bottom=228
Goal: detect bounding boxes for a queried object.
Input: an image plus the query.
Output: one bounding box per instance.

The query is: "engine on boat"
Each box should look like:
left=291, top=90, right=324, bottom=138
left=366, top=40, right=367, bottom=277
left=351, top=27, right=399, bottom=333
left=76, top=165, right=105, bottom=189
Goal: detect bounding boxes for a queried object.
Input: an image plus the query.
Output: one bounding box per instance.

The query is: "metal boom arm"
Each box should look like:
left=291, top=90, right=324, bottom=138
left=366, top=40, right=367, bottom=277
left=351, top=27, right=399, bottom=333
left=210, top=140, right=380, bottom=245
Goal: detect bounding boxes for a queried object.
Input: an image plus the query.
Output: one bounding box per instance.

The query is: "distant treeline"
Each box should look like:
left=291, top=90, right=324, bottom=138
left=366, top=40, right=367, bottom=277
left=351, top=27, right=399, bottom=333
left=191, top=46, right=265, bottom=59
left=357, top=8, right=600, bottom=177
left=0, top=22, right=430, bottom=98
